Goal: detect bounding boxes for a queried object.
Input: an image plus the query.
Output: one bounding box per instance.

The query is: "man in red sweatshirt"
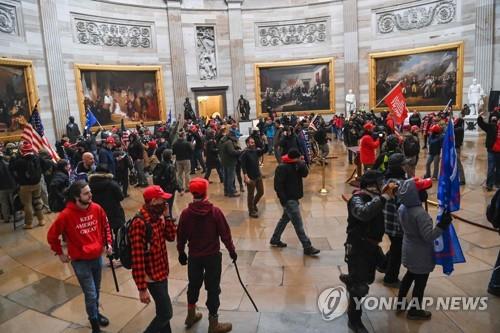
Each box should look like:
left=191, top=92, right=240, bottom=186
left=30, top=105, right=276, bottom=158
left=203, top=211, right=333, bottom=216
left=129, top=185, right=177, bottom=333
left=177, top=177, right=236, bottom=333
left=359, top=122, right=381, bottom=170
left=47, top=180, right=112, bottom=333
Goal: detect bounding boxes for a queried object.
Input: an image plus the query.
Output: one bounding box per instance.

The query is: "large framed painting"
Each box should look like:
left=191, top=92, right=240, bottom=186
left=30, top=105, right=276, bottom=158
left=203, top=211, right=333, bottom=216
left=369, top=42, right=464, bottom=112
left=0, top=58, right=39, bottom=141
left=74, top=64, right=166, bottom=129
left=255, top=57, right=335, bottom=116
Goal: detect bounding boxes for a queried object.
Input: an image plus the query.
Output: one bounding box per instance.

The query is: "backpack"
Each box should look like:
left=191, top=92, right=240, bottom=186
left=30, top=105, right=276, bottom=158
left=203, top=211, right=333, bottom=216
left=403, top=135, right=419, bottom=157
left=23, top=156, right=42, bottom=184
left=152, top=162, right=166, bottom=186
left=486, top=189, right=500, bottom=229
left=115, top=213, right=153, bottom=269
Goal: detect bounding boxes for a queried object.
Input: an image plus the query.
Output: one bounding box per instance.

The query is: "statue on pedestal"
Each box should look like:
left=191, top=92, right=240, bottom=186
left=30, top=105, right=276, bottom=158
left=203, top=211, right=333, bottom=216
left=467, top=78, right=485, bottom=116
left=345, top=89, right=356, bottom=114
left=184, top=97, right=196, bottom=120
left=237, top=95, right=250, bottom=120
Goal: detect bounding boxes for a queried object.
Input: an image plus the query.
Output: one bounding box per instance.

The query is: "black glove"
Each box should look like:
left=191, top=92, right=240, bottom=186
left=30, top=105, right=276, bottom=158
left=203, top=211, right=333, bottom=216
left=178, top=252, right=188, bottom=266
left=437, top=212, right=452, bottom=229
left=229, top=251, right=238, bottom=262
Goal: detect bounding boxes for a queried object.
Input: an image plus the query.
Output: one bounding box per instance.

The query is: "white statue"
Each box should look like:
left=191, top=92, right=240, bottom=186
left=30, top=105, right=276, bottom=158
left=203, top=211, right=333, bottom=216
left=345, top=89, right=356, bottom=114
left=468, top=78, right=485, bottom=116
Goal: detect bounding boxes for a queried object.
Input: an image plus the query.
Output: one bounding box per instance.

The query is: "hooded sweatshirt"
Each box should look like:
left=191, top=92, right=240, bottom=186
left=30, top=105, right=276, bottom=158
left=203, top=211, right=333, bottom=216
left=177, top=200, right=235, bottom=258
left=47, top=201, right=111, bottom=260
left=274, top=154, right=308, bottom=205
left=397, top=179, right=442, bottom=274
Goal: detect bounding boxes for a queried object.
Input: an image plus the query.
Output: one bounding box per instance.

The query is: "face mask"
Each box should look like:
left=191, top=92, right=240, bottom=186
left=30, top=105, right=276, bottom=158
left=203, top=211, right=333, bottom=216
left=148, top=203, right=165, bottom=216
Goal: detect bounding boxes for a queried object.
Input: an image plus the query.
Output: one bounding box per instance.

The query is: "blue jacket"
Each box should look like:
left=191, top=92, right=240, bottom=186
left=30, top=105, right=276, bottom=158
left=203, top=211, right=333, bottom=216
left=428, top=134, right=443, bottom=156
left=98, top=148, right=116, bottom=175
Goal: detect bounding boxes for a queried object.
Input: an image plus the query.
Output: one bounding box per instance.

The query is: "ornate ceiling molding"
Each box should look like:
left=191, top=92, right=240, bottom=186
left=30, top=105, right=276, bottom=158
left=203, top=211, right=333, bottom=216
left=256, top=17, right=330, bottom=47
left=375, top=0, right=457, bottom=35
left=71, top=13, right=154, bottom=48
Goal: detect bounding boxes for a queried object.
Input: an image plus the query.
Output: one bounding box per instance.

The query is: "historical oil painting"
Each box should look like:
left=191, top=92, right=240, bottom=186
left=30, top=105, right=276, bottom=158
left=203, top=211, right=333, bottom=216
left=369, top=42, right=463, bottom=111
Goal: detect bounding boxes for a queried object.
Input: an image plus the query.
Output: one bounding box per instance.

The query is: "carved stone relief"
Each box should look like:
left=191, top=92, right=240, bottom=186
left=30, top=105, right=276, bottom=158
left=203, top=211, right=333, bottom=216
left=376, top=0, right=456, bottom=34
left=196, top=26, right=217, bottom=80
left=72, top=14, right=153, bottom=48
left=256, top=18, right=329, bottom=47
left=0, top=0, right=22, bottom=37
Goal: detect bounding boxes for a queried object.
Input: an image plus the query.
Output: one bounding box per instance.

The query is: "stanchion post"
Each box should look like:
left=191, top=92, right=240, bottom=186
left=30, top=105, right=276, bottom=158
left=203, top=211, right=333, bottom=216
left=319, top=157, right=328, bottom=194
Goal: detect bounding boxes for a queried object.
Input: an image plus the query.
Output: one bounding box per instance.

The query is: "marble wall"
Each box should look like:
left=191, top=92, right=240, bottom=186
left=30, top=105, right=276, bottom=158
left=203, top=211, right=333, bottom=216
left=2, top=0, right=499, bottom=141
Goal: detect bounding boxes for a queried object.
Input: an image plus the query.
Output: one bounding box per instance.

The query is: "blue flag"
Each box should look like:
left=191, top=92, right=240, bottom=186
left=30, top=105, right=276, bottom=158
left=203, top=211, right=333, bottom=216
left=85, top=108, right=98, bottom=129
left=434, top=117, right=466, bottom=275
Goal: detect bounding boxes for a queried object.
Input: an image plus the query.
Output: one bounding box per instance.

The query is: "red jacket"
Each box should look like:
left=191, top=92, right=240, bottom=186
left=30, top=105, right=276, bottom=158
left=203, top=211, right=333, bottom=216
left=359, top=134, right=380, bottom=165
left=47, top=202, right=111, bottom=260
left=177, top=200, right=235, bottom=258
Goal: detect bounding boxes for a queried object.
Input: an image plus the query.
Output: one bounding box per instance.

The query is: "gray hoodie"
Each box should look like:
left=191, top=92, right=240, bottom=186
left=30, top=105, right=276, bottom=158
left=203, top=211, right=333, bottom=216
left=397, top=179, right=443, bottom=274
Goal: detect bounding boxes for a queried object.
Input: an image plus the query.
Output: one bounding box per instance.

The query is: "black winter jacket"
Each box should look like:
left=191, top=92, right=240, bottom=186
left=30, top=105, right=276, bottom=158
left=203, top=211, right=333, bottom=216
left=88, top=172, right=125, bottom=230
left=274, top=159, right=308, bottom=205
left=347, top=191, right=386, bottom=243
left=478, top=116, right=497, bottom=151
left=48, top=171, right=70, bottom=212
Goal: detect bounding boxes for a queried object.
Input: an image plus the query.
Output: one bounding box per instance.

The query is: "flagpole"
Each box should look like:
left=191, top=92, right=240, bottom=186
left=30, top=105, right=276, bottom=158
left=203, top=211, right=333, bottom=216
left=374, top=81, right=402, bottom=108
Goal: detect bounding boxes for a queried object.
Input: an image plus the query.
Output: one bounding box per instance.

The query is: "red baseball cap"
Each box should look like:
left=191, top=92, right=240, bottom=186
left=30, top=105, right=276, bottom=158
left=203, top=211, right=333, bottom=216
left=143, top=185, right=172, bottom=202
left=189, top=177, right=209, bottom=197
left=414, top=177, right=433, bottom=191
left=105, top=136, right=115, bottom=145
left=363, top=122, right=375, bottom=131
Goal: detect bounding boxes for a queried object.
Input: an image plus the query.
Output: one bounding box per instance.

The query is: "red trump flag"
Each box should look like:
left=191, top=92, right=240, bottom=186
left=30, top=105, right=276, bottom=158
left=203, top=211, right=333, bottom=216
left=383, top=82, right=408, bottom=125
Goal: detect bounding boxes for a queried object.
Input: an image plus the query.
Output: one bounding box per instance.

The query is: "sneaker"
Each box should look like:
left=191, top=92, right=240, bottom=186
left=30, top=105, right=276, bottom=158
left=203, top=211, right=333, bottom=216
left=23, top=224, right=33, bottom=230
left=383, top=279, right=401, bottom=288
left=270, top=240, right=287, bottom=248
left=407, top=309, right=432, bottom=320
left=228, top=193, right=240, bottom=197
left=38, top=220, right=46, bottom=227
left=249, top=212, right=258, bottom=218
left=304, top=246, right=320, bottom=256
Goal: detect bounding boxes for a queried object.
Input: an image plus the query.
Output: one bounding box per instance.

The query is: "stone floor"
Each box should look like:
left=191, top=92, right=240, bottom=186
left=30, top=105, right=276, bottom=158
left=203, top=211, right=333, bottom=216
left=0, top=135, right=499, bottom=332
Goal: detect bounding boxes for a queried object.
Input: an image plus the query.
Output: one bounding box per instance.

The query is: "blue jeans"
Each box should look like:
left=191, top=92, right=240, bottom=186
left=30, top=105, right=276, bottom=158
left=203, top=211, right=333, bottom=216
left=145, top=280, right=172, bottom=333
left=271, top=200, right=312, bottom=249
left=71, top=257, right=102, bottom=321
left=223, top=166, right=236, bottom=195
left=267, top=137, right=274, bottom=154
left=424, top=154, right=440, bottom=178
left=486, top=152, right=500, bottom=188
left=489, top=249, right=500, bottom=292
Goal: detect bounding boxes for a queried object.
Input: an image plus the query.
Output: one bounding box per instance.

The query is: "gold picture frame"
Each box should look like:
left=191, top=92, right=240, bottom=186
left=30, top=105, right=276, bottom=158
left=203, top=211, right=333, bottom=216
left=254, top=57, right=335, bottom=117
left=0, top=58, right=39, bottom=141
left=369, top=42, right=464, bottom=112
left=74, top=64, right=166, bottom=130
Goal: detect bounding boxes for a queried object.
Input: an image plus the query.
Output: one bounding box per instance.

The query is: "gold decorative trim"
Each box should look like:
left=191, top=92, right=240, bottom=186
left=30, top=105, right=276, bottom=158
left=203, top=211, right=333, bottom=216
left=254, top=57, right=335, bottom=117
left=74, top=63, right=166, bottom=130
left=369, top=41, right=464, bottom=112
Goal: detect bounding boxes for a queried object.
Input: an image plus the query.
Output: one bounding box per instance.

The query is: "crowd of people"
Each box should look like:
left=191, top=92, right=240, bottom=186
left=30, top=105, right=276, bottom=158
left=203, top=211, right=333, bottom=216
left=0, top=103, right=499, bottom=333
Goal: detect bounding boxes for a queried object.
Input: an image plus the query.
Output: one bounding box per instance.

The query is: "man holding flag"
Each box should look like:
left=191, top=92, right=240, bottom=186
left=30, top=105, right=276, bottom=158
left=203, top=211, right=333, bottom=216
left=378, top=81, right=409, bottom=127
left=433, top=113, right=466, bottom=275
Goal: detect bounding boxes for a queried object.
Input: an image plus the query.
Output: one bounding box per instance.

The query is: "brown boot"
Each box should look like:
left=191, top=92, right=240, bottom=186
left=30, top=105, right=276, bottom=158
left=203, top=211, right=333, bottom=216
left=208, top=314, right=232, bottom=333
left=185, top=306, right=202, bottom=328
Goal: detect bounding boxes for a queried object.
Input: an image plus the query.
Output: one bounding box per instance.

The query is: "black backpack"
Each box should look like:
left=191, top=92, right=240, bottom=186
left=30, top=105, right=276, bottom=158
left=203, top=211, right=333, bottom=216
left=116, top=213, right=153, bottom=269
left=486, top=189, right=500, bottom=229
left=152, top=162, right=166, bottom=186
left=23, top=156, right=42, bottom=184
left=403, top=135, right=419, bottom=157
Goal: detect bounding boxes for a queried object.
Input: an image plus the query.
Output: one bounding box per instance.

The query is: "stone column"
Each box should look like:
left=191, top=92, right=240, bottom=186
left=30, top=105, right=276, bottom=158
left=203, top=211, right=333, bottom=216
left=474, top=0, right=494, bottom=93
left=165, top=0, right=189, bottom=123
left=343, top=0, right=360, bottom=112
left=38, top=0, right=71, bottom=138
left=226, top=0, right=246, bottom=119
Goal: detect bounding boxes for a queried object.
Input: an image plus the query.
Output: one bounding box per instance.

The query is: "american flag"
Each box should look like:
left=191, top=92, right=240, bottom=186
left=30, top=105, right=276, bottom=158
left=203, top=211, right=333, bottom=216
left=21, top=108, right=59, bottom=162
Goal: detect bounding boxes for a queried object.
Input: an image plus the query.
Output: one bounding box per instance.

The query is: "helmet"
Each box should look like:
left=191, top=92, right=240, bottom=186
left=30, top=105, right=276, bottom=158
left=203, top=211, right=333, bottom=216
left=359, top=169, right=384, bottom=189
left=386, top=135, right=400, bottom=151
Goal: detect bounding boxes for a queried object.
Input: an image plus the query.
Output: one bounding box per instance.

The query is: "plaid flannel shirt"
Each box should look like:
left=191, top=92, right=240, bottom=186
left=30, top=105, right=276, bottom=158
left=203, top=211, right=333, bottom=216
left=130, top=207, right=177, bottom=291
left=383, top=198, right=403, bottom=238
